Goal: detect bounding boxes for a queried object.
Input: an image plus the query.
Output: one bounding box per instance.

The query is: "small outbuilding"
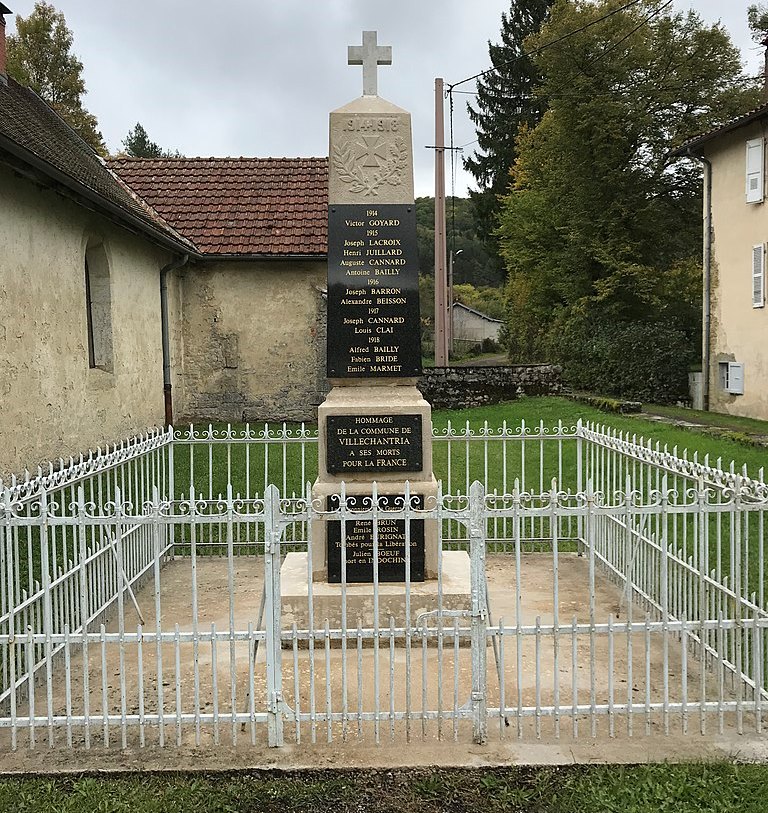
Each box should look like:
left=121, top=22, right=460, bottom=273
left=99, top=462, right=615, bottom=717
left=451, top=302, right=503, bottom=346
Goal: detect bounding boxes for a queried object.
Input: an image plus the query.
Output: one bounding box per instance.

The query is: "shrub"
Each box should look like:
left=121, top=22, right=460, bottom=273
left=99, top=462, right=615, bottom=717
left=550, top=317, right=695, bottom=403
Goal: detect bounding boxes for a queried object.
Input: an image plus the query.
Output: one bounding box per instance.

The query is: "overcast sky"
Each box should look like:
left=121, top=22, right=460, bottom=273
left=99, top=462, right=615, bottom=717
left=4, top=1, right=763, bottom=196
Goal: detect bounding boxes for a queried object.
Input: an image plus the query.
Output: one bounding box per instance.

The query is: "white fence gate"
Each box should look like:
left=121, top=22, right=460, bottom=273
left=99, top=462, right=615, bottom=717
left=1, top=421, right=767, bottom=750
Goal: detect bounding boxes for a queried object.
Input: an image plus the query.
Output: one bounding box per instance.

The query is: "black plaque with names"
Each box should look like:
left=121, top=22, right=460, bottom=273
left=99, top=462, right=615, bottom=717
left=327, top=203, right=421, bottom=378
left=326, top=414, right=422, bottom=475
left=327, top=494, right=425, bottom=583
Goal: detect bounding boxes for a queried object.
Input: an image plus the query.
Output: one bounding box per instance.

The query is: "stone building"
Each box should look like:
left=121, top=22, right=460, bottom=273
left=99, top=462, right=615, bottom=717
left=451, top=302, right=503, bottom=346
left=0, top=10, right=329, bottom=477
left=109, top=158, right=329, bottom=425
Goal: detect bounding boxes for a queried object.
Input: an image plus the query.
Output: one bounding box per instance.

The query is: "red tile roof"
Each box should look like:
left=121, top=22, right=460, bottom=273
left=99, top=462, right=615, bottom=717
left=108, top=157, right=328, bottom=256
left=670, top=101, right=768, bottom=157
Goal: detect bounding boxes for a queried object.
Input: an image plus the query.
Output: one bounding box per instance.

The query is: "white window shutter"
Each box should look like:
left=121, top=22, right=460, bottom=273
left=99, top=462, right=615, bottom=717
left=746, top=138, right=765, bottom=203
left=728, top=362, right=745, bottom=395
left=753, top=244, right=765, bottom=308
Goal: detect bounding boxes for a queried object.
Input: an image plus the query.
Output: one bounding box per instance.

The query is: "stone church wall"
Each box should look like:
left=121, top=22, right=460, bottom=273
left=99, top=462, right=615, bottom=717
left=0, top=165, right=172, bottom=478
left=177, top=260, right=328, bottom=423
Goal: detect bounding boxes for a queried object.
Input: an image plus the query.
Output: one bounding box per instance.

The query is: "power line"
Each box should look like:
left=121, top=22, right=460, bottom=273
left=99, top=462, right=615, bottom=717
left=570, top=0, right=674, bottom=81
left=450, top=0, right=697, bottom=188
left=454, top=72, right=763, bottom=100
left=446, top=0, right=648, bottom=91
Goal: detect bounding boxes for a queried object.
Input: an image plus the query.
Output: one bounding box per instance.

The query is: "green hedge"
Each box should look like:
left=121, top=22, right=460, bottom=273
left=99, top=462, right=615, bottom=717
left=551, top=318, right=694, bottom=403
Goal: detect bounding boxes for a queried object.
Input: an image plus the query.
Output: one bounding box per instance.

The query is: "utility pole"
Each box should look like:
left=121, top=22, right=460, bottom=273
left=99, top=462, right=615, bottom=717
left=434, top=77, right=448, bottom=367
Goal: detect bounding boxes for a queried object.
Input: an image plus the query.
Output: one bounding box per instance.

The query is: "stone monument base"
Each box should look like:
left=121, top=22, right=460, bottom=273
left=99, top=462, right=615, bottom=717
left=279, top=550, right=471, bottom=636
left=310, top=477, right=439, bottom=581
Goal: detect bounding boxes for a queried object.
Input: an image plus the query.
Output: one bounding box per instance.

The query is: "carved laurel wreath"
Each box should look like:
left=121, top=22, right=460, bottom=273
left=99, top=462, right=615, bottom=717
left=332, top=138, right=408, bottom=197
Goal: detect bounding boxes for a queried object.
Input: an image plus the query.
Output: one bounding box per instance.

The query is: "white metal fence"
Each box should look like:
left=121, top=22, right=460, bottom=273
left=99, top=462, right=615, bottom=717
left=1, top=421, right=767, bottom=750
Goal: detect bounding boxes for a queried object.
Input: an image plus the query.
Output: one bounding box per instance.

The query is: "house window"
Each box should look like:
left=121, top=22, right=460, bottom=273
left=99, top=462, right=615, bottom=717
left=753, top=244, right=765, bottom=308
left=719, top=361, right=729, bottom=391
left=719, top=361, right=744, bottom=395
left=746, top=138, right=764, bottom=203
left=84, top=242, right=113, bottom=372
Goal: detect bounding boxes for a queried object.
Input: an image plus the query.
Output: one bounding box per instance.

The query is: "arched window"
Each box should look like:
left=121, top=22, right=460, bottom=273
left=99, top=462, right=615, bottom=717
left=84, top=241, right=113, bottom=372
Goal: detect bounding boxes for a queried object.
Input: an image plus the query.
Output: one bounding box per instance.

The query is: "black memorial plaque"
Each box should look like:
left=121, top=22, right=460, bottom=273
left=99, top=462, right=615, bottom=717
left=327, top=494, right=425, bottom=583
left=327, top=203, right=421, bottom=378
left=326, top=414, right=422, bottom=475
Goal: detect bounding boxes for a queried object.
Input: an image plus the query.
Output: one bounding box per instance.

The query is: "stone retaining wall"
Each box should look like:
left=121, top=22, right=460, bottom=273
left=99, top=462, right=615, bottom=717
left=417, top=364, right=562, bottom=410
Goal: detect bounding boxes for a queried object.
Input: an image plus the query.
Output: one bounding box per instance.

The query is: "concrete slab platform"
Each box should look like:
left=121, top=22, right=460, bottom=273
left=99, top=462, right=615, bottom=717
left=1, top=553, right=760, bottom=769
left=280, top=550, right=471, bottom=631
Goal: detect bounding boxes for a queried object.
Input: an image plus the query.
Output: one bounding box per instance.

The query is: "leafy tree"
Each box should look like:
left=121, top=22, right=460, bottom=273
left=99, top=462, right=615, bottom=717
left=497, top=0, right=759, bottom=400
left=464, top=0, right=553, bottom=284
left=122, top=122, right=181, bottom=158
left=6, top=1, right=106, bottom=155
left=415, top=196, right=498, bottom=286
left=748, top=4, right=768, bottom=41
left=415, top=196, right=502, bottom=359
left=452, top=283, right=506, bottom=321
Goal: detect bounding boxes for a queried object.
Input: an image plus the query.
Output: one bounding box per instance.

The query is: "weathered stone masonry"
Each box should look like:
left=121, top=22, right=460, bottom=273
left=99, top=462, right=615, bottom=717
left=417, top=364, right=562, bottom=410
left=177, top=260, right=328, bottom=423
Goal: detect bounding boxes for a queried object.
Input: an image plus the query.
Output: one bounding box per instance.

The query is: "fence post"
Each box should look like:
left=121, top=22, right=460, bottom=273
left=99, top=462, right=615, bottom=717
left=469, top=480, right=487, bottom=745
left=576, top=419, right=584, bottom=554
left=76, top=485, right=92, bottom=749
left=168, top=432, right=175, bottom=503
left=167, top=437, right=175, bottom=560
left=263, top=484, right=284, bottom=747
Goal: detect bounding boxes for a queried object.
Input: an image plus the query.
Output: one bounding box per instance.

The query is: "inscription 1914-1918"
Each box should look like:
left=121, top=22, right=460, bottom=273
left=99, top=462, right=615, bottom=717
left=327, top=494, right=425, bottom=583
left=326, top=414, right=422, bottom=474
left=327, top=203, right=421, bottom=378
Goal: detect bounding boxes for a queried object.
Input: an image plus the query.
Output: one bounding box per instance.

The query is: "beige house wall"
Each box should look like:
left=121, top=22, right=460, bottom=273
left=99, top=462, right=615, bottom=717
left=704, top=123, right=768, bottom=419
left=0, top=165, right=173, bottom=478
left=178, top=261, right=327, bottom=423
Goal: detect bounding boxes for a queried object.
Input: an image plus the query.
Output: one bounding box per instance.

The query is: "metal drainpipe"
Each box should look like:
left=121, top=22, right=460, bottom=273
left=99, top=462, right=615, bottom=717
left=160, top=254, right=189, bottom=427
left=688, top=148, right=712, bottom=411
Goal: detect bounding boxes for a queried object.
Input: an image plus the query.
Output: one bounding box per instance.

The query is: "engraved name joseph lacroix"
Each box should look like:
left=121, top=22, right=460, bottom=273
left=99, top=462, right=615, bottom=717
left=333, top=117, right=407, bottom=197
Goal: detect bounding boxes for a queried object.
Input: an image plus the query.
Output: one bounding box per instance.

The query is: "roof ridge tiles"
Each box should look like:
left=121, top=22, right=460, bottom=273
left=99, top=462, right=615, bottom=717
left=671, top=101, right=768, bottom=156
left=109, top=155, right=327, bottom=163
left=109, top=154, right=329, bottom=257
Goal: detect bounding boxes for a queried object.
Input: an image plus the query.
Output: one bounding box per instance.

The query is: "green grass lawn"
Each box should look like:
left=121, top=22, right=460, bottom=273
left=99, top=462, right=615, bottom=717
left=2, top=764, right=768, bottom=813
left=433, top=398, right=768, bottom=472
left=166, top=398, right=768, bottom=595
left=171, top=397, right=768, bottom=501
left=644, top=402, right=768, bottom=435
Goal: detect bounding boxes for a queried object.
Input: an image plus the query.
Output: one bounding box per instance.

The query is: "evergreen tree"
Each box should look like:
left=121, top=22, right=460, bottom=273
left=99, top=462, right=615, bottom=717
left=6, top=1, right=106, bottom=155
left=497, top=0, right=759, bottom=400
left=464, top=0, right=553, bottom=282
left=122, top=122, right=180, bottom=158
left=414, top=196, right=497, bottom=286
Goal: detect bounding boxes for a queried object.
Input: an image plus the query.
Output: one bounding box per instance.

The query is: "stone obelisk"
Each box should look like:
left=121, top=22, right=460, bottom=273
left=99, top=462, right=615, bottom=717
left=311, top=31, right=439, bottom=583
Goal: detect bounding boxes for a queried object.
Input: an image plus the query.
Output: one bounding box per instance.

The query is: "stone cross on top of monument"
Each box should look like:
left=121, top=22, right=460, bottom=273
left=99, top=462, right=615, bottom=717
left=348, top=30, right=392, bottom=97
